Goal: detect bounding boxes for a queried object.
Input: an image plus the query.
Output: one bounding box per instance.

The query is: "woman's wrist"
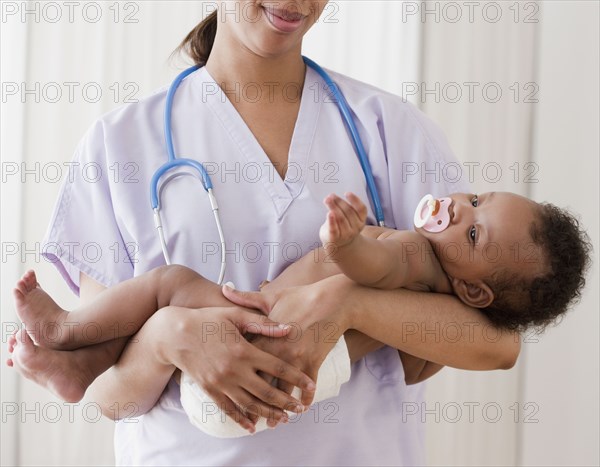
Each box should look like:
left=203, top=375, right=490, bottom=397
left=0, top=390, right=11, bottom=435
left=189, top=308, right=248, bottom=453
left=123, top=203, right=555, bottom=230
left=313, top=274, right=360, bottom=332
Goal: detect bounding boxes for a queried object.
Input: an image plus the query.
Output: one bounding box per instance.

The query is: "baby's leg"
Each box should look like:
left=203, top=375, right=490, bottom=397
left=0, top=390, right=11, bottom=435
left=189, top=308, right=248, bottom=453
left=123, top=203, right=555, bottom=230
left=9, top=266, right=233, bottom=405
left=15, top=266, right=231, bottom=350
left=7, top=329, right=128, bottom=403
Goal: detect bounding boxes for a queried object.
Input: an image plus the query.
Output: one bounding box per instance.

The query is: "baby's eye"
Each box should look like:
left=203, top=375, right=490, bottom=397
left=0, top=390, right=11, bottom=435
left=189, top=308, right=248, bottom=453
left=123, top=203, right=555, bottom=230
left=471, top=194, right=479, bottom=207
left=469, top=226, right=477, bottom=242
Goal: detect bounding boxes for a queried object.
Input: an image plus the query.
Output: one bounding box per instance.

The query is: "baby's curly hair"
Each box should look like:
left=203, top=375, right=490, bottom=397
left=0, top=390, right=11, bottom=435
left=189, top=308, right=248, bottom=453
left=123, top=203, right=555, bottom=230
left=482, top=203, right=592, bottom=333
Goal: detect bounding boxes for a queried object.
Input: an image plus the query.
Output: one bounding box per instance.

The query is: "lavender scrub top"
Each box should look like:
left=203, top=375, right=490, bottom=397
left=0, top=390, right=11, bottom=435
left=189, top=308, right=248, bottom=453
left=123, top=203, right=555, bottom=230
left=42, top=65, right=469, bottom=465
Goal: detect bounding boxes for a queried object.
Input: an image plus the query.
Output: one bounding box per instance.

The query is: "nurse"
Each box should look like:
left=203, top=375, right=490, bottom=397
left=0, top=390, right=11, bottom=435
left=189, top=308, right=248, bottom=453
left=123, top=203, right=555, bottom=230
left=42, top=1, right=520, bottom=465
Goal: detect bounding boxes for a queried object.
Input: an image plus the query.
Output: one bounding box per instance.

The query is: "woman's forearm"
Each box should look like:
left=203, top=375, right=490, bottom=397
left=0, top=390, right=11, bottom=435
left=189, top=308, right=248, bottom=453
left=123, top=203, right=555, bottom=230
left=342, top=277, right=520, bottom=370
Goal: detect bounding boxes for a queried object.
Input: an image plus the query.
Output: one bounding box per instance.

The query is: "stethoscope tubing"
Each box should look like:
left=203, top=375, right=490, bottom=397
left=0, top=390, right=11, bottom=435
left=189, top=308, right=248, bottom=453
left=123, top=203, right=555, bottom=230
left=302, top=57, right=385, bottom=227
left=151, top=57, right=385, bottom=284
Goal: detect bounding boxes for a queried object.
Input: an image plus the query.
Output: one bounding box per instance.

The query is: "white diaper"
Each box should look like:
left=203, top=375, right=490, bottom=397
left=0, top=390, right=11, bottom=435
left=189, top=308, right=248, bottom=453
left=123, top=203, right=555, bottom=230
left=180, top=336, right=351, bottom=438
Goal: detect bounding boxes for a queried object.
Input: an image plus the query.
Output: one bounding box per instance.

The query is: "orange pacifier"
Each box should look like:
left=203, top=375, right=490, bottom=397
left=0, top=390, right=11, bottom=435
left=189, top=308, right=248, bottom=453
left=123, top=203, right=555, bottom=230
left=413, top=194, right=452, bottom=233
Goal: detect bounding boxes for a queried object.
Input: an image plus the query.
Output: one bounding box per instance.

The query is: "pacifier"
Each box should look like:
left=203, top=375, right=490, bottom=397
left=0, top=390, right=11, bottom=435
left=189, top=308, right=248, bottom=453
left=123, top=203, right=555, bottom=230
left=413, top=194, right=452, bottom=233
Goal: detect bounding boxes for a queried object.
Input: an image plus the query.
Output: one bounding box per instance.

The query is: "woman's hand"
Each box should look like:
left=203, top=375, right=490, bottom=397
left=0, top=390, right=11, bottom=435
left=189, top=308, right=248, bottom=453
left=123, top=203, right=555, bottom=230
left=152, top=305, right=316, bottom=433
left=222, top=275, right=355, bottom=406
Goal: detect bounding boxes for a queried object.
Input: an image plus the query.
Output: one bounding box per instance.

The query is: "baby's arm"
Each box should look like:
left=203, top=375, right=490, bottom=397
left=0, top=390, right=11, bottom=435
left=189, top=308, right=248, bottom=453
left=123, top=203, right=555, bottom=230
left=320, top=193, right=445, bottom=291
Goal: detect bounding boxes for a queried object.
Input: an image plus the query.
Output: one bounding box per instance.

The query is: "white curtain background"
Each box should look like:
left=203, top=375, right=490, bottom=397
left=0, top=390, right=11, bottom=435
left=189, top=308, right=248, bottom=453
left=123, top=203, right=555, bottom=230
left=1, top=1, right=597, bottom=466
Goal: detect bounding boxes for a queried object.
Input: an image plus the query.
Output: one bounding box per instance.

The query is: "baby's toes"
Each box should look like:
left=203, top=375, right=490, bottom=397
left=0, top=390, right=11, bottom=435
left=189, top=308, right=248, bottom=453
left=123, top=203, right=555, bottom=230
left=12, top=329, right=37, bottom=369
left=8, top=335, right=16, bottom=353
left=15, top=328, right=33, bottom=349
left=22, top=270, right=38, bottom=292
left=14, top=280, right=28, bottom=298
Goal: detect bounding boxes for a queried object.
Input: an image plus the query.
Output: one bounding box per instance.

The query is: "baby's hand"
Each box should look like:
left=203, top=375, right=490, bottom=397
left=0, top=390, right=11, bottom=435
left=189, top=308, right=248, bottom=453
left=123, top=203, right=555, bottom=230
left=319, top=192, right=368, bottom=250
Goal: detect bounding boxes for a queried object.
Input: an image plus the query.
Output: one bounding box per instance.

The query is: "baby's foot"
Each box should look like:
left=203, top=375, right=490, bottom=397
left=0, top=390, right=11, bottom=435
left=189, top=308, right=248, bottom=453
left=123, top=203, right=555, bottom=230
left=7, top=329, right=94, bottom=403
left=13, top=270, right=70, bottom=349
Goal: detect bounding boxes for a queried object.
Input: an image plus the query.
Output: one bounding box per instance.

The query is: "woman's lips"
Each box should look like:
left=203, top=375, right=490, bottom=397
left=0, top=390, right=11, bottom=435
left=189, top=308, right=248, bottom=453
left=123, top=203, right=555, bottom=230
left=263, top=7, right=305, bottom=33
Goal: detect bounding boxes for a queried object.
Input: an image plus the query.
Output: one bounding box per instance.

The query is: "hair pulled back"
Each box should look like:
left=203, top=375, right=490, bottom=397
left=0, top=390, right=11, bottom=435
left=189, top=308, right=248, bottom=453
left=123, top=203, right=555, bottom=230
left=176, top=11, right=218, bottom=66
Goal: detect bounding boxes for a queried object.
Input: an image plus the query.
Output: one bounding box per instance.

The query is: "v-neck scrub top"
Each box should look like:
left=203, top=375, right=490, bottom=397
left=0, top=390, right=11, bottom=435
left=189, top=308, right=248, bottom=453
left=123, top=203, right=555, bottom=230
left=43, top=66, right=470, bottom=466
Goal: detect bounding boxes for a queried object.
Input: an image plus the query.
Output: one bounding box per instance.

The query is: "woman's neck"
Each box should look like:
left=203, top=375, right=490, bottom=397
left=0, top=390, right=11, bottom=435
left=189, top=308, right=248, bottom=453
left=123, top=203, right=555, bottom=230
left=205, top=32, right=306, bottom=101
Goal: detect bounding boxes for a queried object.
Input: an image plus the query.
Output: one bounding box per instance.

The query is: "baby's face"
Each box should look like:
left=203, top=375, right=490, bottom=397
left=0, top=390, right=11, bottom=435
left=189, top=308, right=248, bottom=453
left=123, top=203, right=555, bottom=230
left=415, top=192, right=546, bottom=285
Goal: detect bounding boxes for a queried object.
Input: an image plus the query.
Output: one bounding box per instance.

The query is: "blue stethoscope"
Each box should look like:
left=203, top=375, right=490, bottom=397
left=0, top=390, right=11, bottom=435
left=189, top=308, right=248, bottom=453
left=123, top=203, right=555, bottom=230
left=151, top=56, right=384, bottom=284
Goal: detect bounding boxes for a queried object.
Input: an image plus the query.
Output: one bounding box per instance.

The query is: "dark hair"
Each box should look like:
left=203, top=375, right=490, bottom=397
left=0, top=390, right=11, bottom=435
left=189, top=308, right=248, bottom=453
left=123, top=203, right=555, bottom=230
left=483, top=203, right=592, bottom=333
left=175, top=11, right=218, bottom=66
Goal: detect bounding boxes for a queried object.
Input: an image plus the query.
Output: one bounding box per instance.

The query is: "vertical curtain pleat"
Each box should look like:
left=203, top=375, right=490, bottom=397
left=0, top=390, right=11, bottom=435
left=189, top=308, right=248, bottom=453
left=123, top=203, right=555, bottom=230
left=522, top=2, right=599, bottom=465
left=0, top=4, right=28, bottom=465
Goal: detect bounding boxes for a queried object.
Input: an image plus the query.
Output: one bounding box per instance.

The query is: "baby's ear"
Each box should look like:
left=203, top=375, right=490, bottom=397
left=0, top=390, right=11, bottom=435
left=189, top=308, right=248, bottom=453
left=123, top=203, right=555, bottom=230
left=450, top=277, right=494, bottom=308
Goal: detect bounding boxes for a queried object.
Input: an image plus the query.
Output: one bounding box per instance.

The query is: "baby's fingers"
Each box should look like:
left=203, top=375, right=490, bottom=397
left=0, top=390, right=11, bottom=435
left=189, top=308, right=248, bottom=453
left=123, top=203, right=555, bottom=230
left=326, top=212, right=341, bottom=240
left=335, top=193, right=364, bottom=224
left=324, top=194, right=347, bottom=220
left=345, top=192, right=368, bottom=223
left=326, top=195, right=354, bottom=231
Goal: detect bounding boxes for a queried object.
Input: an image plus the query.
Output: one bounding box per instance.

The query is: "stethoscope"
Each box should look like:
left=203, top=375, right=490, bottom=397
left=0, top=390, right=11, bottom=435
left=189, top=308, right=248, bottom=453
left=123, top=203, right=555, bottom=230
left=151, top=56, right=384, bottom=285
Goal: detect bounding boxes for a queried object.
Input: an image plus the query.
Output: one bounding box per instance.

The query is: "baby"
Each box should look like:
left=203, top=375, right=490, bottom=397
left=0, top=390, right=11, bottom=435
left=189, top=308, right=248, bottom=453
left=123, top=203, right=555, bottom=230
left=7, top=191, right=591, bottom=437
